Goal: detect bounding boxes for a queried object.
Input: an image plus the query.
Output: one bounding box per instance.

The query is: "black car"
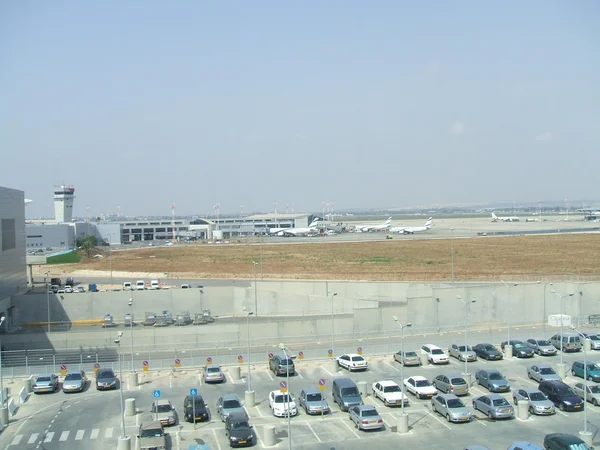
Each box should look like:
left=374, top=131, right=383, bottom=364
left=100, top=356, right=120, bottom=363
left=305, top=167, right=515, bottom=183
left=472, top=343, right=503, bottom=360
left=183, top=395, right=209, bottom=423
left=538, top=381, right=585, bottom=412
left=95, top=368, right=117, bottom=390
left=225, top=412, right=254, bottom=447
left=501, top=340, right=535, bottom=358
left=543, top=433, right=591, bottom=450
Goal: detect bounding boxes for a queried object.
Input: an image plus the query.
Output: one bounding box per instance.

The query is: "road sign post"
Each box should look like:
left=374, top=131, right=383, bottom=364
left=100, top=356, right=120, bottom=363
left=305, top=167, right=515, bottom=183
left=279, top=380, right=287, bottom=393
left=60, top=364, right=67, bottom=376
left=237, top=354, right=244, bottom=364
left=298, top=351, right=304, bottom=360
left=93, top=363, right=100, bottom=374
left=153, top=390, right=161, bottom=421
left=268, top=352, right=274, bottom=361
left=318, top=378, right=326, bottom=419
left=327, top=349, right=333, bottom=358
left=143, top=360, right=149, bottom=372
left=357, top=346, right=363, bottom=356
left=206, top=357, right=212, bottom=365
left=175, top=358, right=181, bottom=369
left=190, top=388, right=198, bottom=429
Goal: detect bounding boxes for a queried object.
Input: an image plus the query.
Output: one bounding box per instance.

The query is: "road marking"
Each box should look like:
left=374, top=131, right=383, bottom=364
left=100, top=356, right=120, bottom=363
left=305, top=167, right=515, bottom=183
left=90, top=428, right=99, bottom=439
left=305, top=421, right=321, bottom=442
left=383, top=361, right=400, bottom=372
left=339, top=417, right=361, bottom=439
left=321, top=366, right=335, bottom=376
left=556, top=410, right=569, bottom=417
left=427, top=408, right=452, bottom=430
left=75, top=429, right=85, bottom=440
left=470, top=386, right=488, bottom=396
left=27, top=433, right=38, bottom=444
left=10, top=435, right=23, bottom=445
left=474, top=417, right=487, bottom=426
left=59, top=431, right=70, bottom=441
left=105, top=428, right=114, bottom=438
left=296, top=370, right=304, bottom=379
left=43, top=432, right=54, bottom=443
left=211, top=428, right=223, bottom=450
left=518, top=376, right=535, bottom=385
left=265, top=370, right=274, bottom=382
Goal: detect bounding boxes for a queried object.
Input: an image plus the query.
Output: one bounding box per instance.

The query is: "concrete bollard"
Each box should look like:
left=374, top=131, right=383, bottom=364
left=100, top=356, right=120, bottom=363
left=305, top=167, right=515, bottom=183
left=579, top=431, right=593, bottom=447
left=125, top=398, right=136, bottom=416
left=584, top=338, right=592, bottom=353
left=329, top=359, right=338, bottom=374
left=517, top=401, right=529, bottom=420
left=397, top=413, right=409, bottom=434
left=357, top=381, right=368, bottom=397
left=462, top=373, right=472, bottom=388
left=24, top=376, right=33, bottom=394
left=128, top=372, right=138, bottom=388
left=556, top=363, right=567, bottom=380
left=504, top=345, right=513, bottom=359
left=245, top=390, right=256, bottom=408
left=420, top=353, right=429, bottom=366
left=0, top=407, right=8, bottom=427
left=230, top=366, right=241, bottom=381
left=263, top=425, right=276, bottom=447
left=117, top=435, right=131, bottom=450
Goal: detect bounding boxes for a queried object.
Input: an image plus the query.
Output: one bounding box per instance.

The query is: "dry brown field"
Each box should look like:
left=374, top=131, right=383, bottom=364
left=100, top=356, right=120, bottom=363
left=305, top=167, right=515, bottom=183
left=60, top=233, right=600, bottom=281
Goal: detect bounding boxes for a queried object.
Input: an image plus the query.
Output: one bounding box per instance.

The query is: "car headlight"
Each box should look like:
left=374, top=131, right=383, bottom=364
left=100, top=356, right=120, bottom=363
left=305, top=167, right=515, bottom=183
left=491, top=384, right=498, bottom=389
left=564, top=401, right=572, bottom=405
left=230, top=437, right=238, bottom=441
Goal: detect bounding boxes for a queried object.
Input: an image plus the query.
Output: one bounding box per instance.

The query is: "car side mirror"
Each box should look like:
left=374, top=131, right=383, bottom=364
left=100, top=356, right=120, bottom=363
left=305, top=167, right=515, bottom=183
left=250, top=425, right=253, bottom=429
left=136, top=435, right=140, bottom=439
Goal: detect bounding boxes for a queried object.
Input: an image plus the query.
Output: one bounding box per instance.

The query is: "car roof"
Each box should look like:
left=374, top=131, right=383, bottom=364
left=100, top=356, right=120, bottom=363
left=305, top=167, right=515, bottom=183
left=476, top=343, right=494, bottom=346
left=221, top=393, right=240, bottom=401
left=519, top=387, right=543, bottom=394
left=477, top=369, right=500, bottom=374
left=436, top=393, right=459, bottom=400
left=444, top=373, right=465, bottom=379
left=509, top=442, right=543, bottom=449
left=37, top=373, right=55, bottom=377
left=154, top=399, right=171, bottom=405
left=227, top=412, right=248, bottom=421
left=540, top=380, right=567, bottom=387
left=423, top=344, right=441, bottom=348
left=482, top=394, right=505, bottom=400
left=65, top=370, right=83, bottom=375
left=141, top=420, right=163, bottom=430
left=344, top=353, right=363, bottom=358
left=546, top=433, right=585, bottom=444
left=408, top=375, right=427, bottom=381
left=532, top=363, right=552, bottom=368
left=301, top=387, right=321, bottom=394
left=377, top=380, right=399, bottom=386
left=354, top=404, right=377, bottom=411
left=270, top=390, right=290, bottom=395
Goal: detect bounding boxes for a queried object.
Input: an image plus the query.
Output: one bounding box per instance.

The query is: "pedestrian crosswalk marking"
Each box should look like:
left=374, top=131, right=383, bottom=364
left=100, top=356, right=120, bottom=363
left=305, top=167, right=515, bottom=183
left=10, top=435, right=23, bottom=445
left=59, top=430, right=70, bottom=441
left=105, top=427, right=114, bottom=438
left=90, top=428, right=99, bottom=439
left=27, top=433, right=38, bottom=444
left=44, top=432, right=54, bottom=443
left=75, top=429, right=85, bottom=440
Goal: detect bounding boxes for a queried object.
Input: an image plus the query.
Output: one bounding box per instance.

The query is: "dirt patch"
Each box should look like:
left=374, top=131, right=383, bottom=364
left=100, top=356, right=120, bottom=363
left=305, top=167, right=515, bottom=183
left=49, top=233, right=600, bottom=282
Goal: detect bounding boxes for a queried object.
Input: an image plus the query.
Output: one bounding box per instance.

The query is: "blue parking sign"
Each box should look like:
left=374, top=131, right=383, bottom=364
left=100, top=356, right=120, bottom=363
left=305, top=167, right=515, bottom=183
left=153, top=389, right=161, bottom=398
left=189, top=444, right=210, bottom=450
left=190, top=388, right=198, bottom=396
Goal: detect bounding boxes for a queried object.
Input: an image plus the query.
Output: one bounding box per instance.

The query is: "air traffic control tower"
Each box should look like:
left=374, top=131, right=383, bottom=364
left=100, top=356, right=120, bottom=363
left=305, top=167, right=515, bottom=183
left=53, top=185, right=75, bottom=223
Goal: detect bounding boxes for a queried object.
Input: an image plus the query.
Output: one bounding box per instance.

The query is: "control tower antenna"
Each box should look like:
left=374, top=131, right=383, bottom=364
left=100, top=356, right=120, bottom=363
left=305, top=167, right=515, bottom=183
left=171, top=203, right=176, bottom=242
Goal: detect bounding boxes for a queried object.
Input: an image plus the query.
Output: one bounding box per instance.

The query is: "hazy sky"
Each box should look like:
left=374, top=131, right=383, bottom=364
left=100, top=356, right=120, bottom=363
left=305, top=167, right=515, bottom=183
left=2, top=2, right=599, bottom=218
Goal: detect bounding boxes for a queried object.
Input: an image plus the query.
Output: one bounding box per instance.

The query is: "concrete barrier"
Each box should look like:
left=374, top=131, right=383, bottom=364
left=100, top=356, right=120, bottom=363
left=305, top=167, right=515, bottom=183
left=125, top=398, right=136, bottom=416
left=7, top=399, right=17, bottom=416
left=18, top=387, right=28, bottom=405
left=245, top=390, right=256, bottom=408
left=25, top=376, right=33, bottom=393
left=230, top=366, right=241, bottom=381
left=397, top=413, right=409, bottom=433
left=263, top=425, right=276, bottom=446
left=517, top=401, right=529, bottom=420
left=357, top=381, right=367, bottom=397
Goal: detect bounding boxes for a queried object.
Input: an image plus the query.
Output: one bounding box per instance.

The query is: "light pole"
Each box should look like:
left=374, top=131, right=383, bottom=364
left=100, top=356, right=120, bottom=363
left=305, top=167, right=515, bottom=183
left=392, top=316, right=411, bottom=433
left=252, top=261, right=258, bottom=315
left=114, top=331, right=127, bottom=447
left=107, top=233, right=114, bottom=286
left=552, top=290, right=574, bottom=372
left=279, top=343, right=292, bottom=450
left=501, top=280, right=517, bottom=358
left=457, top=296, right=476, bottom=378
left=329, top=291, right=338, bottom=358
left=571, top=325, right=592, bottom=446
left=45, top=270, right=50, bottom=333
left=244, top=308, right=254, bottom=392
left=450, top=228, right=455, bottom=283
left=128, top=298, right=134, bottom=372
left=199, top=286, right=204, bottom=312
left=537, top=281, right=554, bottom=335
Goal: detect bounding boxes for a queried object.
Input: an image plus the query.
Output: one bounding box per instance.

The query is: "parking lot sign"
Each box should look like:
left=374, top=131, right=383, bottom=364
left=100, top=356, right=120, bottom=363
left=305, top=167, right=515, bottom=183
left=206, top=356, right=213, bottom=365
left=298, top=351, right=304, bottom=360
left=357, top=346, right=363, bottom=355
left=279, top=380, right=287, bottom=393
left=153, top=389, right=161, bottom=398
left=190, top=388, right=198, bottom=396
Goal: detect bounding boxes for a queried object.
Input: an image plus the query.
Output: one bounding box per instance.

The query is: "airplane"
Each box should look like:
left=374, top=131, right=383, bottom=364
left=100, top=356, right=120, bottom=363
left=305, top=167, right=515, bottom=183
left=525, top=217, right=542, bottom=222
left=491, top=212, right=519, bottom=222
left=275, top=219, right=321, bottom=237
left=390, top=218, right=433, bottom=235
left=352, top=217, right=392, bottom=232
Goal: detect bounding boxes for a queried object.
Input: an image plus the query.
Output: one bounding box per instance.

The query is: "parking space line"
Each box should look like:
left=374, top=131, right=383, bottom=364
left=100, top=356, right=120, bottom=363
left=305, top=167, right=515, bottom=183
left=212, top=428, right=222, bottom=450
left=473, top=416, right=487, bottom=426
left=321, top=366, right=335, bottom=376
left=296, top=370, right=304, bottom=379
left=427, top=409, right=452, bottom=430
left=518, top=376, right=535, bottom=385
left=305, top=421, right=321, bottom=442
left=469, top=386, right=488, bottom=396
left=383, top=361, right=400, bottom=372
left=265, top=370, right=274, bottom=382
left=556, top=410, right=569, bottom=417
left=226, top=372, right=236, bottom=384
left=339, top=417, right=361, bottom=439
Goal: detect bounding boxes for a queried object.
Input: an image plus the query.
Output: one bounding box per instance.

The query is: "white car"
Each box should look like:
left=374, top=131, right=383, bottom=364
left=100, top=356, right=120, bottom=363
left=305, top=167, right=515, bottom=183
left=421, top=344, right=449, bottom=364
left=268, top=390, right=298, bottom=418
left=150, top=280, right=160, bottom=290
left=135, top=280, right=145, bottom=291
left=372, top=380, right=409, bottom=407
left=404, top=376, right=438, bottom=399
left=336, top=354, right=368, bottom=372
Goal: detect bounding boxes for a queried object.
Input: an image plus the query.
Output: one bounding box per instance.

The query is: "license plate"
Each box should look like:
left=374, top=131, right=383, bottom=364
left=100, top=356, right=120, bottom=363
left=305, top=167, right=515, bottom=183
left=395, top=401, right=401, bottom=405
left=314, top=410, right=321, bottom=413
left=427, top=394, right=433, bottom=398
left=459, top=417, right=469, bottom=421
left=502, top=409, right=511, bottom=413
left=575, top=405, right=582, bottom=409
left=239, top=441, right=247, bottom=444
left=369, top=420, right=377, bottom=424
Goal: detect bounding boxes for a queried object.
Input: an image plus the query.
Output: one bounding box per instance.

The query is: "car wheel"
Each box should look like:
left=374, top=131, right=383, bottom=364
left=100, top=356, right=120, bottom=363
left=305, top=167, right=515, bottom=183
left=527, top=372, right=532, bottom=379
left=529, top=406, right=535, bottom=415
left=472, top=402, right=477, bottom=411
left=487, top=410, right=492, bottom=418
left=560, top=403, right=566, bottom=411
left=446, top=414, right=451, bottom=422
left=593, top=399, right=598, bottom=407
left=432, top=404, right=436, bottom=413
left=513, top=397, right=518, bottom=405
left=588, top=375, right=593, bottom=382
left=572, top=370, right=577, bottom=376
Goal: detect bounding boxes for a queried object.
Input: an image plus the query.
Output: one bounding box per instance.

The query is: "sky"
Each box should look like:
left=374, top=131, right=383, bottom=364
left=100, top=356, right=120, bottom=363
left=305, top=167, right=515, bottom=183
left=1, top=1, right=599, bottom=218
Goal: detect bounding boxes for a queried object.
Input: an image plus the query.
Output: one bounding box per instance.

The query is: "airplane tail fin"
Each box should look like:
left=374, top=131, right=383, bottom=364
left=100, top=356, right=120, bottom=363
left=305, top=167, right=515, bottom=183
left=309, top=219, right=319, bottom=227
left=385, top=217, right=392, bottom=224
left=425, top=218, right=433, bottom=228
left=492, top=212, right=498, bottom=219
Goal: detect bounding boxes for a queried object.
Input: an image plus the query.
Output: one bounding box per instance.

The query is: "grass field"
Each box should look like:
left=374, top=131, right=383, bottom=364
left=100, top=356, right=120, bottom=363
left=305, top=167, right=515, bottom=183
left=47, top=250, right=81, bottom=265
left=57, top=233, right=600, bottom=281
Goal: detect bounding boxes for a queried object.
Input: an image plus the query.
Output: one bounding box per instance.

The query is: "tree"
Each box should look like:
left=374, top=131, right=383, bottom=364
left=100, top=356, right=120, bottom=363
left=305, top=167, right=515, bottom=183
left=76, top=234, right=99, bottom=258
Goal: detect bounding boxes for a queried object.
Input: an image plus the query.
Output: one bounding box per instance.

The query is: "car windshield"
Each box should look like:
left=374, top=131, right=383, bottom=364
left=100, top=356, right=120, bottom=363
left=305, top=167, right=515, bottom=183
left=451, top=378, right=466, bottom=385
left=589, top=385, right=600, bottom=394
left=384, top=385, right=401, bottom=393
left=587, top=364, right=600, bottom=371
left=140, top=428, right=163, bottom=438
left=447, top=399, right=465, bottom=408
left=186, top=397, right=204, bottom=407
left=361, top=410, right=378, bottom=417
left=278, top=359, right=292, bottom=366
left=154, top=404, right=172, bottom=413
left=483, top=345, right=494, bottom=350
left=404, top=352, right=417, bottom=357
left=514, top=343, right=527, bottom=349
left=557, top=387, right=575, bottom=396
left=589, top=335, right=600, bottom=341
left=206, top=367, right=221, bottom=373
left=540, top=368, right=555, bottom=375
left=275, top=394, right=292, bottom=403
left=306, top=393, right=322, bottom=401
left=231, top=421, right=250, bottom=431
left=431, top=349, right=444, bottom=355
left=341, top=387, right=359, bottom=396
left=65, top=373, right=82, bottom=381
left=223, top=399, right=241, bottom=408
left=415, top=380, right=431, bottom=387
left=488, top=373, right=503, bottom=381
left=37, top=376, right=51, bottom=382
left=458, top=346, right=472, bottom=352
left=351, top=356, right=365, bottom=362
left=537, top=340, right=551, bottom=346
left=97, top=371, right=114, bottom=378
left=529, top=392, right=547, bottom=401
left=492, top=398, right=510, bottom=406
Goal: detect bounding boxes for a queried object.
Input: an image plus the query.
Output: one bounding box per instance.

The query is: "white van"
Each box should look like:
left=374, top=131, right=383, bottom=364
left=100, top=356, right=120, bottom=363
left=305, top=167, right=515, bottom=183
left=135, top=280, right=145, bottom=291
left=123, top=282, right=132, bottom=291
left=150, top=280, right=160, bottom=290
left=181, top=284, right=191, bottom=289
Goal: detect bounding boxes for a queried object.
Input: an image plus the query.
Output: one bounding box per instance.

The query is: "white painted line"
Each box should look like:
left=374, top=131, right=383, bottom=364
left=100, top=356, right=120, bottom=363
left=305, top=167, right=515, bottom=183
left=518, top=376, right=536, bottom=385
left=428, top=409, right=452, bottom=430
left=105, top=427, right=114, bottom=438
left=10, top=435, right=24, bottom=445
left=75, top=429, right=85, bottom=440
left=470, top=386, right=488, bottom=396
left=43, top=432, right=54, bottom=443
left=296, top=370, right=304, bottom=379
left=339, top=417, right=361, bottom=439
left=321, top=366, right=335, bottom=377
left=556, top=410, right=569, bottom=417
left=474, top=417, right=487, bottom=426
left=59, top=431, right=70, bottom=441
left=27, top=433, right=39, bottom=444
left=226, top=372, right=235, bottom=384
left=305, top=421, right=321, bottom=442
left=212, top=428, right=223, bottom=450
left=384, top=361, right=400, bottom=372
left=265, top=370, right=274, bottom=382
left=90, top=428, right=99, bottom=439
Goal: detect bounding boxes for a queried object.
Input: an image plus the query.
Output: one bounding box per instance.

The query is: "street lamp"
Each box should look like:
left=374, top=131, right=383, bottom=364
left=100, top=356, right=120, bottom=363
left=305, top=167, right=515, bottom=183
left=279, top=343, right=292, bottom=450
left=501, top=281, right=518, bottom=358
left=392, top=316, right=411, bottom=432
left=45, top=270, right=50, bottom=333
left=552, top=290, right=574, bottom=369
left=0, top=317, right=7, bottom=426
left=457, top=296, right=476, bottom=378
left=450, top=228, right=455, bottom=283
left=128, top=298, right=134, bottom=372
left=107, top=232, right=114, bottom=286
left=252, top=261, right=258, bottom=315
left=571, top=325, right=592, bottom=445
left=114, top=331, right=127, bottom=444
left=537, top=281, right=554, bottom=335
left=329, top=291, right=338, bottom=358
left=244, top=308, right=254, bottom=392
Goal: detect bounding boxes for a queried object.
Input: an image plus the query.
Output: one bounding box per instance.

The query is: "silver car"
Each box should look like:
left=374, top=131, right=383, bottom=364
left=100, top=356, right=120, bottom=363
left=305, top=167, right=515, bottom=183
left=583, top=333, right=600, bottom=350
left=432, top=373, right=469, bottom=396
left=151, top=399, right=178, bottom=426
left=475, top=369, right=510, bottom=393
left=527, top=364, right=561, bottom=383
left=472, top=394, right=514, bottom=419
left=393, top=350, right=421, bottom=366
left=138, top=421, right=167, bottom=450
left=512, top=388, right=555, bottom=415
left=33, top=373, right=59, bottom=394
left=526, top=338, right=557, bottom=356
left=572, top=381, right=600, bottom=406
left=203, top=364, right=224, bottom=383
left=299, top=388, right=331, bottom=415
left=431, top=393, right=472, bottom=423
left=449, top=344, right=477, bottom=362
left=216, top=394, right=246, bottom=421
left=348, top=405, right=383, bottom=431
left=62, top=370, right=87, bottom=393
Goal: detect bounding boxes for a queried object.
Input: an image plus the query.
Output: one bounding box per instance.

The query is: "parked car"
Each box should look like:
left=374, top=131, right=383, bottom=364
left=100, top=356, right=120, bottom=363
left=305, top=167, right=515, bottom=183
left=183, top=394, right=209, bottom=422
left=62, top=370, right=87, bottom=393
left=475, top=369, right=510, bottom=393
left=472, top=343, right=503, bottom=360
left=432, top=373, right=469, bottom=396
left=135, top=280, right=145, bottom=291
left=123, top=282, right=132, bottom=291
left=372, top=380, right=408, bottom=407
left=224, top=412, right=254, bottom=448
left=268, top=390, right=297, bottom=417
left=216, top=394, right=245, bottom=421
left=431, top=393, right=472, bottom=423
left=137, top=421, right=167, bottom=450
left=348, top=405, right=383, bottom=431
left=64, top=286, right=73, bottom=293
left=527, top=364, right=561, bottom=382
left=526, top=338, right=557, bottom=356
left=393, top=350, right=421, bottom=366
left=501, top=340, right=534, bottom=358
left=420, top=344, right=449, bottom=364
left=336, top=353, right=368, bottom=372
left=538, top=380, right=585, bottom=412
left=472, top=394, right=514, bottom=419
left=95, top=368, right=117, bottom=390
left=507, top=443, right=544, bottom=450
left=572, top=381, right=600, bottom=406
left=74, top=286, right=85, bottom=293
left=150, top=280, right=160, bottom=290
left=269, top=354, right=296, bottom=376
left=512, top=388, right=555, bottom=415
left=151, top=399, right=178, bottom=426
left=582, top=332, right=600, bottom=350
left=543, top=433, right=592, bottom=450
left=33, top=373, right=59, bottom=394
left=203, top=364, right=224, bottom=383
left=448, top=344, right=477, bottom=362
left=550, top=332, right=582, bottom=352
left=571, top=361, right=600, bottom=382
left=299, top=388, right=330, bottom=415
left=332, top=378, right=363, bottom=411
left=404, top=376, right=437, bottom=399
